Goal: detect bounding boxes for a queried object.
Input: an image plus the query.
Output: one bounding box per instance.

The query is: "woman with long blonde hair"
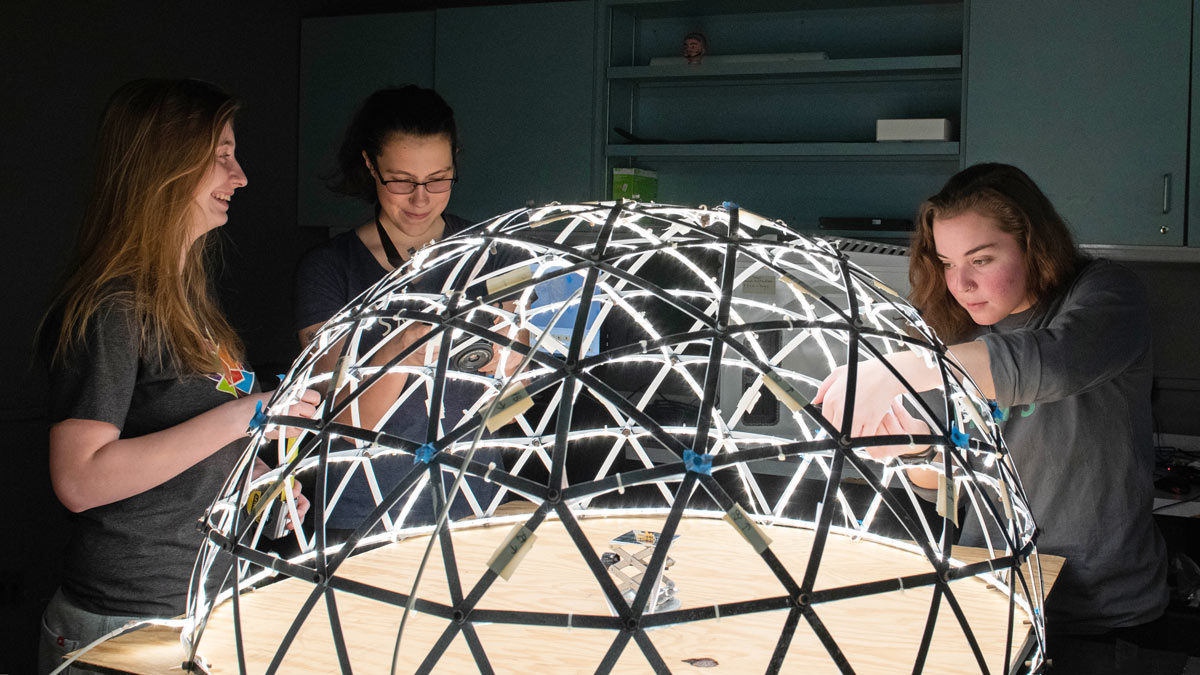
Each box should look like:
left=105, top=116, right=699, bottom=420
left=38, top=79, right=317, bottom=674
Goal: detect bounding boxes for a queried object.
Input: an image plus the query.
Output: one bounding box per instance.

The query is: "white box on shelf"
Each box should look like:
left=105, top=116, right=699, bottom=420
left=875, top=118, right=953, bottom=141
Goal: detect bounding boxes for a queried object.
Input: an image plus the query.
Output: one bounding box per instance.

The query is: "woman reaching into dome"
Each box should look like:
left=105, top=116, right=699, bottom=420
left=815, top=163, right=1168, bottom=672
left=295, top=86, right=526, bottom=540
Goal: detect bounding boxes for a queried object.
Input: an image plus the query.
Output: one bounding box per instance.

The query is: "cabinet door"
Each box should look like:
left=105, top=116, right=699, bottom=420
left=434, top=2, right=596, bottom=223
left=1191, top=1, right=1200, bottom=249
left=965, top=1, right=1190, bottom=246
left=298, top=13, right=435, bottom=229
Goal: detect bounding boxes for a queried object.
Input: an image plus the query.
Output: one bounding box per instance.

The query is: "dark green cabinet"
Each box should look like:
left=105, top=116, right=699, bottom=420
left=298, top=3, right=595, bottom=230
left=299, top=1, right=1199, bottom=249
left=434, top=1, right=596, bottom=222
left=1191, top=1, right=1200, bottom=249
left=298, top=13, right=435, bottom=230
left=597, top=0, right=966, bottom=236
left=964, top=0, right=1191, bottom=246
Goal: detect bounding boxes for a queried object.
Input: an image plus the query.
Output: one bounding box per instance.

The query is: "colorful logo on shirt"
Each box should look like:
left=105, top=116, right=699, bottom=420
left=208, top=346, right=255, bottom=397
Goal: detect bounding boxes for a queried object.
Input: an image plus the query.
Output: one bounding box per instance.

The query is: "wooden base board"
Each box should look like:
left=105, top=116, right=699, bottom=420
left=76, top=512, right=1060, bottom=674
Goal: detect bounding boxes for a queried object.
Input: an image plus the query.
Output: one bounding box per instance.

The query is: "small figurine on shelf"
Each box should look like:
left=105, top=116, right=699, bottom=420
left=683, top=32, right=707, bottom=64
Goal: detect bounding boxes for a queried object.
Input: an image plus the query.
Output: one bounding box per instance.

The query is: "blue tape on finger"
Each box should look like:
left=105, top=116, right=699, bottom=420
left=414, top=443, right=437, bottom=465
left=950, top=425, right=969, bottom=449
left=684, top=449, right=713, bottom=475
left=248, top=400, right=268, bottom=432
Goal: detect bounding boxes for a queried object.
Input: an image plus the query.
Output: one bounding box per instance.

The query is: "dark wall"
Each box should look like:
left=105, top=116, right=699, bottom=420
left=1, top=2, right=326, bottom=671
left=2, top=3, right=565, bottom=670
left=1128, top=261, right=1200, bottom=437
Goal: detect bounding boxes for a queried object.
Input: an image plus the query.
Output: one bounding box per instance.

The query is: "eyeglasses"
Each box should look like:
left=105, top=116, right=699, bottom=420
left=370, top=163, right=458, bottom=195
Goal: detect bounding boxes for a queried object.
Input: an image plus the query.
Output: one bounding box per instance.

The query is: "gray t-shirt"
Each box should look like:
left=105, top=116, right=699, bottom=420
left=49, top=297, right=253, bottom=617
left=968, top=258, right=1167, bottom=634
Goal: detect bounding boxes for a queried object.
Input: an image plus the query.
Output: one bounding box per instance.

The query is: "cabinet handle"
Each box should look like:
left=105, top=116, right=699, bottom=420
left=1162, top=173, right=1171, bottom=214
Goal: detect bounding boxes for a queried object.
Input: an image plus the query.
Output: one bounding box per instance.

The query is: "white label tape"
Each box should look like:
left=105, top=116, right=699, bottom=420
left=487, top=523, right=537, bottom=581
left=724, top=503, right=773, bottom=554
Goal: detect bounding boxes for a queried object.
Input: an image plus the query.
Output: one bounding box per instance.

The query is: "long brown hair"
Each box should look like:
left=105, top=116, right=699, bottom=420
left=910, top=163, right=1084, bottom=343
left=46, top=78, right=244, bottom=372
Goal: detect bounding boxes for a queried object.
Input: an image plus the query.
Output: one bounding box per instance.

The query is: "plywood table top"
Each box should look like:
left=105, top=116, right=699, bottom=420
left=75, top=512, right=1060, bottom=674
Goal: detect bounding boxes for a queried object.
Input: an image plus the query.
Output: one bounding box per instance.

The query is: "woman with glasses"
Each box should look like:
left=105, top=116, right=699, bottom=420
left=37, top=79, right=319, bottom=674
left=298, top=86, right=463, bottom=341
left=295, top=85, right=513, bottom=541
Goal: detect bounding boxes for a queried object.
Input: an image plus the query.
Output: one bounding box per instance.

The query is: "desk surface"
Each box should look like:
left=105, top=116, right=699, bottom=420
left=1153, top=494, right=1200, bottom=518
left=75, top=512, right=1061, bottom=674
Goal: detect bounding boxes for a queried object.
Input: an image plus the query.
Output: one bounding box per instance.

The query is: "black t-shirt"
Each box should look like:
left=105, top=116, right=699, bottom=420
left=48, top=296, right=255, bottom=617
left=294, top=214, right=521, bottom=528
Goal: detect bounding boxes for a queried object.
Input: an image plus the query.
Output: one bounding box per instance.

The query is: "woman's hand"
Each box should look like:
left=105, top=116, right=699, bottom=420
left=251, top=458, right=310, bottom=531
left=813, top=350, right=946, bottom=439
left=399, top=324, right=441, bottom=366
left=278, top=388, right=321, bottom=423
left=252, top=391, right=316, bottom=527
left=869, top=396, right=931, bottom=462
left=244, top=388, right=322, bottom=438
left=478, top=302, right=528, bottom=379
left=814, top=358, right=907, bottom=437
left=286, top=485, right=310, bottom=530
left=872, top=397, right=939, bottom=489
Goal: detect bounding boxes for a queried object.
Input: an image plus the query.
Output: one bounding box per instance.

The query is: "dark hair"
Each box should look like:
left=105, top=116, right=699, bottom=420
left=328, top=85, right=458, bottom=203
left=909, top=163, right=1085, bottom=342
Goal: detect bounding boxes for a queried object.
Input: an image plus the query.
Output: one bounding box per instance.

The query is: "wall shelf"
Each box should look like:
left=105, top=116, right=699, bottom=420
left=607, top=141, right=959, bottom=159
left=608, top=55, right=961, bottom=82
left=595, top=0, right=965, bottom=226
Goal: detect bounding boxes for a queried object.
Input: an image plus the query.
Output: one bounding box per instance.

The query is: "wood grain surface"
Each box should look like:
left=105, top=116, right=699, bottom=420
left=76, top=511, right=1060, bottom=674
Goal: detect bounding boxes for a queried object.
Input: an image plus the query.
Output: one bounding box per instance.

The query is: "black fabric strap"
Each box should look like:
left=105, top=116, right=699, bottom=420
left=375, top=204, right=406, bottom=269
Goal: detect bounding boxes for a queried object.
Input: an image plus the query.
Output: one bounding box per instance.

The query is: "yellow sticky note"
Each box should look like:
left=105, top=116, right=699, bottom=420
left=873, top=278, right=900, bottom=297
left=998, top=478, right=1015, bottom=521
left=763, top=371, right=808, bottom=413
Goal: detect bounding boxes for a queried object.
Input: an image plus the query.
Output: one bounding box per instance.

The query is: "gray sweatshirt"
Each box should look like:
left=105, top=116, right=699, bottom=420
left=968, top=258, right=1168, bottom=635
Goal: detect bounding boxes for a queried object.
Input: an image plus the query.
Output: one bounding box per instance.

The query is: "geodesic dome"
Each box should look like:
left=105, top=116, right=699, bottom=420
left=186, top=202, right=1048, bottom=674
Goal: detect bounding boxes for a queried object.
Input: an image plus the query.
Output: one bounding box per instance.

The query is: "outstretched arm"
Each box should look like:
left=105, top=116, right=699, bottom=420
left=813, top=343, right=992, bottom=437
left=300, top=320, right=440, bottom=432
left=811, top=342, right=993, bottom=490
left=50, top=390, right=319, bottom=513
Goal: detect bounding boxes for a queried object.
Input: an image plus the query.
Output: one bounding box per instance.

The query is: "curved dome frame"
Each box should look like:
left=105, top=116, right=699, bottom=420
left=186, top=202, right=1046, bottom=674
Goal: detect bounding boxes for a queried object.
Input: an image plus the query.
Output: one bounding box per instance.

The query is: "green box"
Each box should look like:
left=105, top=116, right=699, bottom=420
left=612, top=167, right=658, bottom=202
